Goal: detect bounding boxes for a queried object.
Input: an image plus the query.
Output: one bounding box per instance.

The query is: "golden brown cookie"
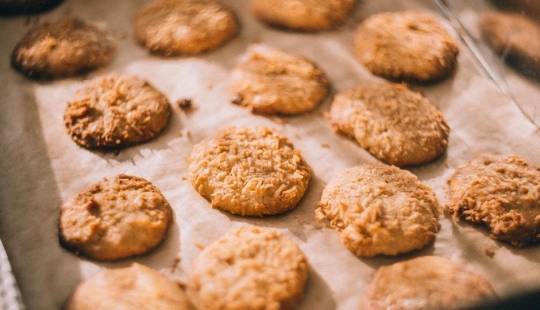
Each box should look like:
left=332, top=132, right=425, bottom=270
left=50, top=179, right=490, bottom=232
left=59, top=174, right=173, bottom=261
left=11, top=17, right=115, bottom=80
left=316, top=163, right=440, bottom=257
left=251, top=0, right=356, bottom=31
left=353, top=11, right=459, bottom=83
left=188, top=226, right=309, bottom=310
left=64, top=74, right=171, bottom=150
left=0, top=0, right=63, bottom=15
left=447, top=155, right=540, bottom=247
left=230, top=44, right=329, bottom=115
left=133, top=0, right=238, bottom=56
left=360, top=256, right=496, bottom=310
left=65, top=263, right=193, bottom=310
left=479, top=12, right=540, bottom=80
left=329, top=82, right=449, bottom=167
left=188, top=126, right=311, bottom=216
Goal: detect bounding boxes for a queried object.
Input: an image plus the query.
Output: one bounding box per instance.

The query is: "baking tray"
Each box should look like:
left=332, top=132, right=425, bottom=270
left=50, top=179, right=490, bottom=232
left=1, top=0, right=540, bottom=309
left=0, top=240, right=25, bottom=310
left=437, top=0, right=540, bottom=130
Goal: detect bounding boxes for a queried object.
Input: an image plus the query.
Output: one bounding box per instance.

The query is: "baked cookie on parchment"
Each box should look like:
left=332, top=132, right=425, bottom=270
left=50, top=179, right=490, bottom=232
left=329, top=82, right=449, bottom=167
left=59, top=174, right=173, bottom=261
left=251, top=0, right=356, bottom=31
left=188, top=225, right=309, bottom=310
left=447, top=155, right=540, bottom=247
left=65, top=263, right=193, bottom=310
left=63, top=74, right=171, bottom=150
left=133, top=0, right=238, bottom=56
left=353, top=11, right=459, bottom=83
left=188, top=126, right=311, bottom=216
left=489, top=0, right=540, bottom=20
left=230, top=44, right=329, bottom=115
left=479, top=11, right=540, bottom=80
left=360, top=256, right=496, bottom=310
left=11, top=17, right=115, bottom=79
left=0, top=0, right=63, bottom=15
left=316, top=163, right=440, bottom=257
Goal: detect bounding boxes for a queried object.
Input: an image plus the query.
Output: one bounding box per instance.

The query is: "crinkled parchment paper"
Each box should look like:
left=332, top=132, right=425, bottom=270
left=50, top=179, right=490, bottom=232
left=1, top=0, right=540, bottom=309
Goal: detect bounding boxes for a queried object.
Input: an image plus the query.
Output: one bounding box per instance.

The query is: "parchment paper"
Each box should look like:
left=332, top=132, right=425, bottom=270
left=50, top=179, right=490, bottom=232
left=1, top=0, right=540, bottom=309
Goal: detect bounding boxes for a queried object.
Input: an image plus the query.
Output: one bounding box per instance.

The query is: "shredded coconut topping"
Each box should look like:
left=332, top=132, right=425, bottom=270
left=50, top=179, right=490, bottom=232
left=188, top=126, right=311, bottom=216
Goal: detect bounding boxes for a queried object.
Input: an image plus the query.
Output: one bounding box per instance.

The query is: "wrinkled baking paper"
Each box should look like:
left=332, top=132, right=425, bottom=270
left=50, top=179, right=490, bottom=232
left=1, top=0, right=540, bottom=309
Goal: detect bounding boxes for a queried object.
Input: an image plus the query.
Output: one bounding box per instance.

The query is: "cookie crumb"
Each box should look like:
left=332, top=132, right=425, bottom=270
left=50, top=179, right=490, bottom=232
left=170, top=257, right=181, bottom=273
left=194, top=242, right=205, bottom=250
left=175, top=280, right=187, bottom=290
left=177, top=98, right=195, bottom=110
left=321, top=143, right=330, bottom=148
left=231, top=94, right=244, bottom=105
left=484, top=248, right=496, bottom=257
left=270, top=116, right=285, bottom=125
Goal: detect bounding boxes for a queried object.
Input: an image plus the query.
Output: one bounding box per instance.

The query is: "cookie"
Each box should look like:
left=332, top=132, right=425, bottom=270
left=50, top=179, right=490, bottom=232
left=188, top=226, right=309, bottom=310
left=64, top=74, right=171, bottom=150
left=0, top=0, right=63, bottom=15
left=230, top=44, right=329, bottom=115
left=11, top=18, right=115, bottom=80
left=353, top=11, right=459, bottom=83
left=65, top=263, right=193, bottom=310
left=489, top=0, right=540, bottom=21
left=59, top=174, right=173, bottom=261
left=329, top=82, right=449, bottom=167
left=447, top=155, right=540, bottom=247
left=316, top=163, right=440, bottom=257
left=188, top=126, right=311, bottom=216
left=133, top=0, right=238, bottom=56
left=360, top=256, right=496, bottom=310
left=251, top=0, right=356, bottom=31
left=479, top=12, right=540, bottom=80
